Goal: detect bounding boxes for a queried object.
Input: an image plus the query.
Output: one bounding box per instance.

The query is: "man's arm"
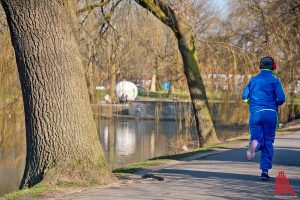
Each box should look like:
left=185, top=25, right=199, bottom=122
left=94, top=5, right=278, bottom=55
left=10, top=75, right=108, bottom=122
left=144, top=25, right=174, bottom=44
left=242, top=81, right=251, bottom=103
left=275, top=79, right=285, bottom=105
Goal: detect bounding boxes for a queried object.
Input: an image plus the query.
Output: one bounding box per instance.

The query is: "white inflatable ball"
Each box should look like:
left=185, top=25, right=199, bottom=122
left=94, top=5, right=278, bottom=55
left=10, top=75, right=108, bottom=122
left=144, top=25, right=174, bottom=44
left=115, top=81, right=138, bottom=101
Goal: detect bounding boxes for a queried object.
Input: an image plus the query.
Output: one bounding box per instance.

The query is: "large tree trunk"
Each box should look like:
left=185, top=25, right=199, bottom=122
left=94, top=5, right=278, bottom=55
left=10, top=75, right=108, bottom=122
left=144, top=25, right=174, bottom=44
left=1, top=0, right=115, bottom=188
left=135, top=0, right=219, bottom=146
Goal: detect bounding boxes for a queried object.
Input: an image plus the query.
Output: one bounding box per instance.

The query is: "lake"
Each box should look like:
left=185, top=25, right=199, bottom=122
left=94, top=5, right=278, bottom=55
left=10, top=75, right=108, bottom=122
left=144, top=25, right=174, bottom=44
left=0, top=106, right=247, bottom=195
left=96, top=117, right=247, bottom=169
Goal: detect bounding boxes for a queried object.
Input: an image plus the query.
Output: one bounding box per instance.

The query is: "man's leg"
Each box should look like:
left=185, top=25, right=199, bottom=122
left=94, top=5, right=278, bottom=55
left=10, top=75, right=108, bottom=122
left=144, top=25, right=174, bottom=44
left=260, top=111, right=277, bottom=172
left=247, top=112, right=263, bottom=160
left=249, top=112, right=264, bottom=151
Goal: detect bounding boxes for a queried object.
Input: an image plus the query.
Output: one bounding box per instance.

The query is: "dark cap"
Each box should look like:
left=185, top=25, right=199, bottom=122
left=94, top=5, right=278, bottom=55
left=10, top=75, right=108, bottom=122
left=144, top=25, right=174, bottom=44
left=261, top=57, right=274, bottom=70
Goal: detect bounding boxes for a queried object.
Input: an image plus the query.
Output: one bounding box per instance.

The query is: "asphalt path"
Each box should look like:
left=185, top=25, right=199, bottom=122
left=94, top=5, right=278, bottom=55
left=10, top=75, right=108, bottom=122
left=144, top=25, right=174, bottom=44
left=62, top=131, right=300, bottom=200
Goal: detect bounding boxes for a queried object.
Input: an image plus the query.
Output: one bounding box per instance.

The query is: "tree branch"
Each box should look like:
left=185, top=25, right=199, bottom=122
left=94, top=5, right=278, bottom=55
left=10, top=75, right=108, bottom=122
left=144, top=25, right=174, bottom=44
left=134, top=0, right=179, bottom=34
left=76, top=0, right=110, bottom=15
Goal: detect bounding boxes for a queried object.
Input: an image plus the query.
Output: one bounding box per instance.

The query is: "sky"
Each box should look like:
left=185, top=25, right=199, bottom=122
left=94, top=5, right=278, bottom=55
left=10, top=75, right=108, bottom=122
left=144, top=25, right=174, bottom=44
left=211, top=0, right=228, bottom=9
left=210, top=0, right=229, bottom=17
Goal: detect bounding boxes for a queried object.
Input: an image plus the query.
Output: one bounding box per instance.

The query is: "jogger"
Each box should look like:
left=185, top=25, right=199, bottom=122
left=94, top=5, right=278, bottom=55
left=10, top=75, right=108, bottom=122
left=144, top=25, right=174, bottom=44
left=242, top=56, right=285, bottom=181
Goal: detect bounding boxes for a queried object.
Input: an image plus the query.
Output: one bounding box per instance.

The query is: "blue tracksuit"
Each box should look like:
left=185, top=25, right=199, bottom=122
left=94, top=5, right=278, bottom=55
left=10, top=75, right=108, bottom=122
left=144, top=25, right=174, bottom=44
left=242, top=69, right=285, bottom=170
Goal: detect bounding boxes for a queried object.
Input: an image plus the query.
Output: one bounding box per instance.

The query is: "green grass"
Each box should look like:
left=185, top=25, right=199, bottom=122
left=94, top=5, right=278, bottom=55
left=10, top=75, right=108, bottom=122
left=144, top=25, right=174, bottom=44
left=2, top=179, right=101, bottom=200
left=95, top=87, right=300, bottom=103
left=87, top=179, right=98, bottom=185
left=112, top=146, right=221, bottom=174
left=112, top=159, right=170, bottom=174
left=95, top=89, right=108, bottom=100
left=138, top=89, right=300, bottom=105
left=112, top=139, right=251, bottom=175
left=56, top=181, right=76, bottom=188
left=139, top=89, right=191, bottom=97
left=3, top=184, right=51, bottom=200
left=137, top=90, right=240, bottom=102
left=138, top=90, right=171, bottom=99
left=149, top=147, right=214, bottom=160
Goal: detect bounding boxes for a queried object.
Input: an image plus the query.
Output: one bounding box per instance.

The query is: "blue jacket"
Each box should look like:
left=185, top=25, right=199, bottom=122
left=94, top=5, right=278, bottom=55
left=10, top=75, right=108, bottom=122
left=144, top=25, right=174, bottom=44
left=242, top=70, right=285, bottom=113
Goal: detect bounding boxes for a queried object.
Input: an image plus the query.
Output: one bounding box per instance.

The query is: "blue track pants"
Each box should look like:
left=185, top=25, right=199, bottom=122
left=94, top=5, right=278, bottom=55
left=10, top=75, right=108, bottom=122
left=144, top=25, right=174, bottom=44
left=249, top=110, right=277, bottom=170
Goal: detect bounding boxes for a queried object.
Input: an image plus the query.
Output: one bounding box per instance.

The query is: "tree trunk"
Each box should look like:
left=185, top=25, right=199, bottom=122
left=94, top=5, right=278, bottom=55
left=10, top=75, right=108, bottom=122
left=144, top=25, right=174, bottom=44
left=150, top=72, right=157, bottom=92
left=288, top=65, right=296, bottom=121
left=176, top=28, right=219, bottom=146
left=150, top=58, right=158, bottom=92
left=109, top=62, right=116, bottom=102
left=135, top=0, right=219, bottom=146
left=86, top=60, right=95, bottom=103
left=1, top=0, right=115, bottom=188
left=167, top=81, right=174, bottom=97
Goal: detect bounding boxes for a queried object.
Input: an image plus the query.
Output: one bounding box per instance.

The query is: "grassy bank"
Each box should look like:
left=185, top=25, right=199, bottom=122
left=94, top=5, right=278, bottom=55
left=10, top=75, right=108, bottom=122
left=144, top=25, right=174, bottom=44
left=1, top=179, right=101, bottom=200
left=1, top=143, right=231, bottom=200
left=112, top=146, right=215, bottom=174
left=2, top=185, right=51, bottom=200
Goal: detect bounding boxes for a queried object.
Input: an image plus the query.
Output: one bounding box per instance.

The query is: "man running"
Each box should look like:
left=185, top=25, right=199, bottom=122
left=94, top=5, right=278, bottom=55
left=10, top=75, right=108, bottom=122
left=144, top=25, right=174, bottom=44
left=242, top=56, right=285, bottom=181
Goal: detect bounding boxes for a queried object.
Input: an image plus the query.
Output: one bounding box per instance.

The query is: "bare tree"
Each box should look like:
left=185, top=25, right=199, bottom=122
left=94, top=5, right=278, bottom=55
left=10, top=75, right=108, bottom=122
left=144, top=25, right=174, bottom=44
left=133, top=0, right=219, bottom=146
left=0, top=0, right=115, bottom=188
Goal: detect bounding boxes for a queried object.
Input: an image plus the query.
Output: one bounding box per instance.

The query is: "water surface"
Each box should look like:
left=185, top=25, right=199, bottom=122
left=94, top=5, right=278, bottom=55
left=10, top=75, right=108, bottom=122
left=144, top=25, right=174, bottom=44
left=96, top=117, right=247, bottom=169
left=0, top=106, right=247, bottom=195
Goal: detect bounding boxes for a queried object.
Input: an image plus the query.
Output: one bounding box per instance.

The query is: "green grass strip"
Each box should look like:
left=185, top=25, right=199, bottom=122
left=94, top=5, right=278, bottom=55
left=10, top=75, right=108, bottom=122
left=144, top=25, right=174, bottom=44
left=3, top=184, right=50, bottom=200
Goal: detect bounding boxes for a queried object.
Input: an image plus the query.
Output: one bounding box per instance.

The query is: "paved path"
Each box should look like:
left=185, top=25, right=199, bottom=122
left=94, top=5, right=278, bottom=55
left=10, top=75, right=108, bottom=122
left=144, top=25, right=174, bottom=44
left=62, top=132, right=300, bottom=200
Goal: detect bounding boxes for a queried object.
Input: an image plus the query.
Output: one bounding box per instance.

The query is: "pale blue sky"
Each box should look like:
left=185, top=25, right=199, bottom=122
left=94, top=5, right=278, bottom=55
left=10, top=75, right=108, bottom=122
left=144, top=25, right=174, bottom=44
left=211, top=0, right=228, bottom=9
left=210, top=0, right=229, bottom=16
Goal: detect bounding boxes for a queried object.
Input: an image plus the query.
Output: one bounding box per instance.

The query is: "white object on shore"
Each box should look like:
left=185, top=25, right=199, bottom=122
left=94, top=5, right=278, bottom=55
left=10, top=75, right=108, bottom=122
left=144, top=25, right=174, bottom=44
left=116, top=80, right=138, bottom=101
left=96, top=86, right=106, bottom=90
left=104, top=94, right=111, bottom=103
left=182, top=145, right=189, bottom=152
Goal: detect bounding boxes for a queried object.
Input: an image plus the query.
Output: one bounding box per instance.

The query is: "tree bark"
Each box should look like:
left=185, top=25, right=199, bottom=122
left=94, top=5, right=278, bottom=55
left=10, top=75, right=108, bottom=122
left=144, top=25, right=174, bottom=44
left=134, top=0, right=219, bottom=146
left=0, top=0, right=115, bottom=188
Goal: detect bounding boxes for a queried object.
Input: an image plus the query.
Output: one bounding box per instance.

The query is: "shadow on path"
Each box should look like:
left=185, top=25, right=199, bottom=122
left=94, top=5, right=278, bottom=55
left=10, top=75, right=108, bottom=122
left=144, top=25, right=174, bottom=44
left=158, top=168, right=300, bottom=186
left=193, top=147, right=300, bottom=168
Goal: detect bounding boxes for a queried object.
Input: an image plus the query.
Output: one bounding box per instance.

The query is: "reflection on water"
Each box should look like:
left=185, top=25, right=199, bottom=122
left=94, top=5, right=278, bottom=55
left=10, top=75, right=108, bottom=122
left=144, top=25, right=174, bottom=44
left=97, top=118, right=199, bottom=169
left=0, top=104, right=247, bottom=195
left=0, top=101, right=25, bottom=196
left=0, top=167, right=24, bottom=195
left=96, top=117, right=247, bottom=169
